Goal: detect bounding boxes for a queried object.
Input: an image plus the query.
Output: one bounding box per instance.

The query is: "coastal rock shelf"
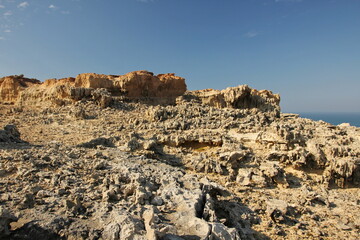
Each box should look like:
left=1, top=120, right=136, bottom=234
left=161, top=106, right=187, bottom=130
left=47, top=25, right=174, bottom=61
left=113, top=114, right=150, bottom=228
left=0, top=71, right=359, bottom=239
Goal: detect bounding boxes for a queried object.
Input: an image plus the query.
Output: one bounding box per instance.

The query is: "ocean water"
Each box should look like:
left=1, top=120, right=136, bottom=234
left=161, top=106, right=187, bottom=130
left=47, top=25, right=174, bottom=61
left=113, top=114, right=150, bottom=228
left=296, top=112, right=360, bottom=127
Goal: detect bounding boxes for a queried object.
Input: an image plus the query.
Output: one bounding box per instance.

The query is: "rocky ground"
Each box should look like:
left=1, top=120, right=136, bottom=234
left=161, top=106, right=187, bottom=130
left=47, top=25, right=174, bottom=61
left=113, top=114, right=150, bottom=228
left=0, top=71, right=359, bottom=239
left=1, top=98, right=359, bottom=240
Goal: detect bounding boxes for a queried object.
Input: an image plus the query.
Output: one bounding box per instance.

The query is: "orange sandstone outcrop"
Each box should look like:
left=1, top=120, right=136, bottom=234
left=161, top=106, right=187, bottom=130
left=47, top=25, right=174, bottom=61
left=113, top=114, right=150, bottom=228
left=0, top=75, right=41, bottom=104
left=72, top=71, right=187, bottom=99
left=1, top=71, right=280, bottom=113
left=18, top=77, right=93, bottom=107
left=113, top=71, right=186, bottom=99
left=74, top=73, right=114, bottom=89
left=16, top=71, right=187, bottom=107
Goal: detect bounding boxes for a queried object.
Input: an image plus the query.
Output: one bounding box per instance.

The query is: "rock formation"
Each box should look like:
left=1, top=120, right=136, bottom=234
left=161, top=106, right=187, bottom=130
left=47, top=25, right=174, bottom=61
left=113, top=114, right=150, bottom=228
left=2, top=71, right=281, bottom=112
left=0, top=75, right=41, bottom=104
left=74, top=73, right=114, bottom=89
left=179, top=85, right=280, bottom=115
left=113, top=71, right=186, bottom=100
left=11, top=71, right=187, bottom=108
left=0, top=71, right=359, bottom=239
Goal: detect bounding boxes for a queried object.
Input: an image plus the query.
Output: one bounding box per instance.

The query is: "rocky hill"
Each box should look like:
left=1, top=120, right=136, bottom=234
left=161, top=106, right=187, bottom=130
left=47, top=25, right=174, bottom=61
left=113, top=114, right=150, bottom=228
left=0, top=71, right=359, bottom=240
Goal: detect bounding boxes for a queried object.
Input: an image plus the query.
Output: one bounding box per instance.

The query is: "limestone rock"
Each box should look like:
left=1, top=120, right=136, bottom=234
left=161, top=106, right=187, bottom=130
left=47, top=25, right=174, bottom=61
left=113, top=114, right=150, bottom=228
left=0, top=75, right=40, bottom=103
left=113, top=70, right=186, bottom=103
left=17, top=77, right=92, bottom=107
left=91, top=88, right=113, bottom=108
left=13, top=71, right=187, bottom=108
left=188, top=84, right=280, bottom=113
left=1, top=70, right=360, bottom=240
left=143, top=206, right=157, bottom=240
left=325, top=158, right=360, bottom=187
left=210, top=223, right=241, bottom=240
left=74, top=73, right=114, bottom=89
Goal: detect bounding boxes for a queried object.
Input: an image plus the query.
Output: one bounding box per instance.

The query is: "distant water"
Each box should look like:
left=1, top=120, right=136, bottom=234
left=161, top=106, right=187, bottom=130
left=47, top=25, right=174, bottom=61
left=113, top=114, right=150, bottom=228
left=296, top=112, right=360, bottom=127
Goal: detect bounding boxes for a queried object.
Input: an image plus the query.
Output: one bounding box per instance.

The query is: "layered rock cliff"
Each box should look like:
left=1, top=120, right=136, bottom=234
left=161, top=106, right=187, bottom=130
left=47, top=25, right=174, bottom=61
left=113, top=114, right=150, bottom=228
left=1, top=71, right=280, bottom=114
left=0, top=75, right=41, bottom=104
left=13, top=71, right=188, bottom=107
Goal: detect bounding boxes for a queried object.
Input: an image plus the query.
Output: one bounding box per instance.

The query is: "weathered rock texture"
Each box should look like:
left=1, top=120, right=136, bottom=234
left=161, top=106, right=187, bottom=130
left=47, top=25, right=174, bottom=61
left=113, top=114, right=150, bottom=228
left=0, top=75, right=41, bottom=104
left=0, top=71, right=359, bottom=240
left=18, top=77, right=88, bottom=107
left=113, top=71, right=187, bottom=100
left=2, top=71, right=282, bottom=113
left=11, top=71, right=187, bottom=108
left=74, top=73, right=114, bottom=89
left=185, top=85, right=280, bottom=113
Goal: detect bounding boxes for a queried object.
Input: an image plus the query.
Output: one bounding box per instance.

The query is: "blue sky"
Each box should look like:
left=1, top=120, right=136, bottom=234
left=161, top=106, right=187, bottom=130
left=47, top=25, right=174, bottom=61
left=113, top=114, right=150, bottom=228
left=0, top=0, right=359, bottom=112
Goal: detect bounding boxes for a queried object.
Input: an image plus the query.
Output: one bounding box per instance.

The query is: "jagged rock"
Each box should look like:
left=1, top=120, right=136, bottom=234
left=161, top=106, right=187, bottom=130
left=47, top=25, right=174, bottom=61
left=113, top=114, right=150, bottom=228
left=325, top=158, right=360, bottom=187
left=260, top=162, right=288, bottom=186
left=91, top=88, right=113, bottom=108
left=101, top=210, right=146, bottom=240
left=188, top=84, right=280, bottom=113
left=143, top=206, right=157, bottom=240
left=266, top=199, right=289, bottom=224
left=210, top=223, right=241, bottom=240
left=1, top=70, right=360, bottom=240
left=102, top=223, right=122, bottom=240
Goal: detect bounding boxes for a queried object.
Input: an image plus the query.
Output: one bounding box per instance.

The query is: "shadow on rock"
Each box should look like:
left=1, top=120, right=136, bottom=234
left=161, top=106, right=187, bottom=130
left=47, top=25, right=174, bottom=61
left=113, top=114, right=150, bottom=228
left=8, top=221, right=64, bottom=240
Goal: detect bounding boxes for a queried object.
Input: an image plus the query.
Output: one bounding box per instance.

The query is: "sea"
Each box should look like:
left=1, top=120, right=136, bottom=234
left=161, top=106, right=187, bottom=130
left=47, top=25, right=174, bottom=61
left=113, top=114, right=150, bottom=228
left=296, top=112, right=360, bottom=127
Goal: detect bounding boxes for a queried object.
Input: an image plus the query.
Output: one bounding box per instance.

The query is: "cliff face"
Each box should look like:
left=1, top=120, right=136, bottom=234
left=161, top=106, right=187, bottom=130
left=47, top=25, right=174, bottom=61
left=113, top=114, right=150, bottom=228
left=0, top=76, right=41, bottom=104
left=113, top=71, right=187, bottom=99
left=74, top=73, right=114, bottom=89
left=18, top=77, right=94, bottom=107
left=9, top=71, right=188, bottom=107
left=1, top=71, right=280, bottom=113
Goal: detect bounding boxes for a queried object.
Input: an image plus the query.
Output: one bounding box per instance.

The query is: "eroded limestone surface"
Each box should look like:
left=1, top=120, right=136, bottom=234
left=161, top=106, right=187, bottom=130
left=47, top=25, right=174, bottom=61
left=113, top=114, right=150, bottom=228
left=0, top=72, right=359, bottom=240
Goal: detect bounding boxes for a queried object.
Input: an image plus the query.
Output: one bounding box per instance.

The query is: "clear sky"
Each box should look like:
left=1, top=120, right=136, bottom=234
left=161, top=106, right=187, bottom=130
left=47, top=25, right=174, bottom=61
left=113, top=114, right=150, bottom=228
left=0, top=0, right=359, bottom=113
